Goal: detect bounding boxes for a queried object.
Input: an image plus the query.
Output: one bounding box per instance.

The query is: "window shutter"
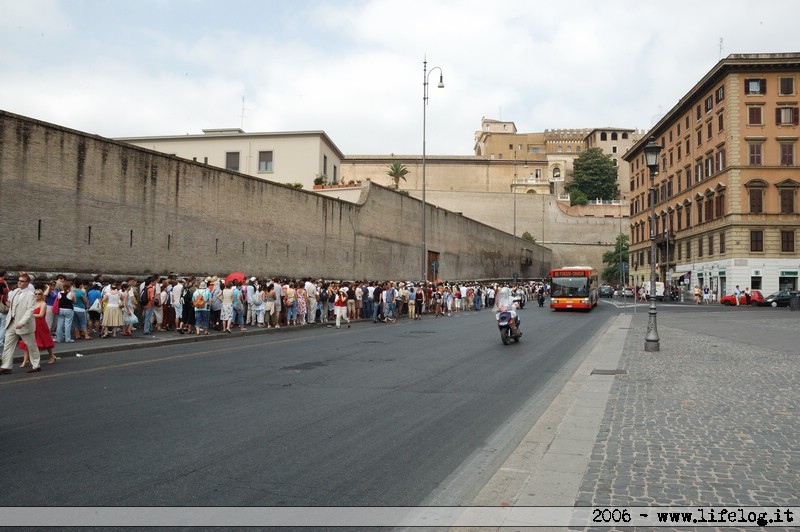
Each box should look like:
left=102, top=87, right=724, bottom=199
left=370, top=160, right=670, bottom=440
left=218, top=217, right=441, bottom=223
left=777, top=108, right=783, bottom=125
left=760, top=79, right=767, bottom=94
left=794, top=108, right=799, bottom=125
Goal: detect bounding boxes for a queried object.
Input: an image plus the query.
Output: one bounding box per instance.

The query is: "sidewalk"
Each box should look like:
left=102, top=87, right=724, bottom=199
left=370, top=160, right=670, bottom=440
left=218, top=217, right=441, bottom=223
left=468, top=307, right=800, bottom=527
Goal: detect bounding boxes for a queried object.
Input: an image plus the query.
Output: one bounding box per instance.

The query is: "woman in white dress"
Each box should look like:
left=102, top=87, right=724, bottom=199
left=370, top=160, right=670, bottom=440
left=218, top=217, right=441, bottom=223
left=101, top=282, right=125, bottom=337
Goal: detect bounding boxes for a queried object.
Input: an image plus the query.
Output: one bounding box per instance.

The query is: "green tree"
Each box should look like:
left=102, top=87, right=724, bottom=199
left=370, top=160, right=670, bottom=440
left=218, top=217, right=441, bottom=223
left=387, top=162, right=410, bottom=189
left=601, top=234, right=629, bottom=285
left=564, top=147, right=619, bottom=204
left=521, top=231, right=536, bottom=243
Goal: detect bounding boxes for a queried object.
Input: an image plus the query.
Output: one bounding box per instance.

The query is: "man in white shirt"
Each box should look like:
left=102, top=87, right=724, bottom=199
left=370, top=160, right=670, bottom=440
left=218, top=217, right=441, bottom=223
left=304, top=278, right=317, bottom=324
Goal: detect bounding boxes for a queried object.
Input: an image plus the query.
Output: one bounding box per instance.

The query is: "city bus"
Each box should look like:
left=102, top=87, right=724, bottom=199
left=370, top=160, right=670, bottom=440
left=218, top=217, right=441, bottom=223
left=548, top=266, right=599, bottom=310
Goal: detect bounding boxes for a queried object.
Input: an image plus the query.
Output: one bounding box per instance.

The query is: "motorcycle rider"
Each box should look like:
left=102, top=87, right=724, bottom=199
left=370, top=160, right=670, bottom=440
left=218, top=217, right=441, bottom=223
left=494, top=283, right=521, bottom=337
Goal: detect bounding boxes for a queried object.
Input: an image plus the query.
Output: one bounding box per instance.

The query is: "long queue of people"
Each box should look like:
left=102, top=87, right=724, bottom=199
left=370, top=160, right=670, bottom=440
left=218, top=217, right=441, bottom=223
left=0, top=270, right=545, bottom=374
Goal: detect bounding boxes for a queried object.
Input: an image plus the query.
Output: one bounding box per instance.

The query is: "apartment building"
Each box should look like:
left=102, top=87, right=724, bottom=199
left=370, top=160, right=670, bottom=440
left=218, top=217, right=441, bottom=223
left=117, top=128, right=345, bottom=190
left=625, top=53, right=800, bottom=298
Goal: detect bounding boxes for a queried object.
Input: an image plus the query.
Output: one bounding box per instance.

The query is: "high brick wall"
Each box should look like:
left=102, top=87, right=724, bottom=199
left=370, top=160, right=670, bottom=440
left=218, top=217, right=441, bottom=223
left=0, top=110, right=551, bottom=281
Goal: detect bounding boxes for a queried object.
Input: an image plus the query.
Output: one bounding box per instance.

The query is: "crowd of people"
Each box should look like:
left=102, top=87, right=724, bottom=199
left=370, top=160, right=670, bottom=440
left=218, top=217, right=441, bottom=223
left=0, top=270, right=545, bottom=374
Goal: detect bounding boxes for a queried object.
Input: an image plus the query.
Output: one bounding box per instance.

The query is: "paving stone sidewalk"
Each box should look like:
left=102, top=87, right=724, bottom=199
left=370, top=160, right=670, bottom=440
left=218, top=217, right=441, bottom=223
left=577, top=310, right=800, bottom=510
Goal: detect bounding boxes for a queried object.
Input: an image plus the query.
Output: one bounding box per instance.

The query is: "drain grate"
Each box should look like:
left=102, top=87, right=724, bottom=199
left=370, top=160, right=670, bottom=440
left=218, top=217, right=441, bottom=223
left=591, top=369, right=627, bottom=375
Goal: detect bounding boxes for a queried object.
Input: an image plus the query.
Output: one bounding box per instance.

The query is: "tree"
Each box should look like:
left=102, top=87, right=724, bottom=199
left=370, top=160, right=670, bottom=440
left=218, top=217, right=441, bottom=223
left=387, top=162, right=410, bottom=189
left=601, top=234, right=629, bottom=286
left=521, top=231, right=536, bottom=243
left=564, top=147, right=619, bottom=204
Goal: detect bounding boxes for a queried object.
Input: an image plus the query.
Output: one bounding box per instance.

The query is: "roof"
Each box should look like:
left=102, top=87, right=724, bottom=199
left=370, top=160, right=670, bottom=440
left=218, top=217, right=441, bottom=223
left=116, top=129, right=346, bottom=159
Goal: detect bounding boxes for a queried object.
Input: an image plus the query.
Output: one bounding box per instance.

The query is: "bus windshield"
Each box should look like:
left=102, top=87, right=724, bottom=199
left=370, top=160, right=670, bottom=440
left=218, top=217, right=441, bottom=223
left=550, top=276, right=590, bottom=298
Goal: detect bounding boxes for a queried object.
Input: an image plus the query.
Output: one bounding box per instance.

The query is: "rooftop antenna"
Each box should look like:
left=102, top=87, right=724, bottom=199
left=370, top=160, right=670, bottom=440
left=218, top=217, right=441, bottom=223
left=240, top=96, right=250, bottom=130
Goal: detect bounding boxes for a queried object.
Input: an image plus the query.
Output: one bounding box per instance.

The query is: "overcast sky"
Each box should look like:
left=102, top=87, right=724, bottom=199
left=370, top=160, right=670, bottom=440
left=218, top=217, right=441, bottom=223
left=1, top=0, right=797, bottom=156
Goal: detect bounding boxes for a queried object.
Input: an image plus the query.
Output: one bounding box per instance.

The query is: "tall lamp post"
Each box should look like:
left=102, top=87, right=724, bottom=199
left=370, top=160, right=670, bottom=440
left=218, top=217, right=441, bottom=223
left=643, top=136, right=662, bottom=352
left=422, top=57, right=444, bottom=283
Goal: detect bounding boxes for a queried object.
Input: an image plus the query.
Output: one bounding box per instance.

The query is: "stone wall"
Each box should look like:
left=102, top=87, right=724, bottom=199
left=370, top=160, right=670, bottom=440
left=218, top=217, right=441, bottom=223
left=0, top=110, right=551, bottom=281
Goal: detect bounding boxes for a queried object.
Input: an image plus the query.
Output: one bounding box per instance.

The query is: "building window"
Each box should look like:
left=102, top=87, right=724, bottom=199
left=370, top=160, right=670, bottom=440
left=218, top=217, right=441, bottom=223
left=705, top=194, right=714, bottom=220
left=715, top=190, right=725, bottom=218
left=707, top=121, right=713, bottom=140
left=779, top=77, right=795, bottom=96
left=708, top=234, right=714, bottom=256
left=705, top=156, right=714, bottom=177
left=698, top=237, right=704, bottom=257
left=750, top=230, right=764, bottom=252
left=696, top=198, right=704, bottom=224
left=776, top=107, right=799, bottom=126
left=677, top=240, right=682, bottom=260
left=695, top=161, right=703, bottom=182
left=697, top=128, right=703, bottom=146
left=780, top=143, right=795, bottom=166
left=749, top=143, right=763, bottom=166
left=696, top=104, right=702, bottom=121
left=715, top=149, right=726, bottom=173
left=748, top=106, right=763, bottom=125
left=749, top=187, right=764, bottom=214
left=705, top=95, right=713, bottom=113
left=780, top=188, right=796, bottom=214
left=323, top=155, right=328, bottom=176
left=745, top=78, right=766, bottom=95
left=720, top=231, right=726, bottom=254
left=718, top=113, right=724, bottom=132
left=225, top=152, right=240, bottom=172
left=686, top=240, right=692, bottom=259
left=600, top=132, right=607, bottom=141
left=782, top=230, right=796, bottom=252
left=677, top=207, right=683, bottom=230
left=258, top=151, right=273, bottom=172
left=716, top=85, right=725, bottom=103
left=685, top=138, right=691, bottom=154
left=685, top=204, right=692, bottom=228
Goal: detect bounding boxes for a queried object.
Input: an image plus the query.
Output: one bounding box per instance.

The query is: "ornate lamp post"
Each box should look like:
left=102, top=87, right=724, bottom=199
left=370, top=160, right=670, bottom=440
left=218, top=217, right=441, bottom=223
left=643, top=136, right=662, bottom=352
left=421, top=57, right=444, bottom=283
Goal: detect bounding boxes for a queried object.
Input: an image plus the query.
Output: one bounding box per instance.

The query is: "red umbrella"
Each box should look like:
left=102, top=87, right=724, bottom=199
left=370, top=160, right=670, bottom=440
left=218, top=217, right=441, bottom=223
left=225, top=272, right=246, bottom=284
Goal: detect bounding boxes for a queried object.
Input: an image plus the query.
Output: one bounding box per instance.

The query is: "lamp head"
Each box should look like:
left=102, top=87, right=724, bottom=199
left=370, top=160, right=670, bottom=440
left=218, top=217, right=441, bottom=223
left=643, top=136, right=662, bottom=171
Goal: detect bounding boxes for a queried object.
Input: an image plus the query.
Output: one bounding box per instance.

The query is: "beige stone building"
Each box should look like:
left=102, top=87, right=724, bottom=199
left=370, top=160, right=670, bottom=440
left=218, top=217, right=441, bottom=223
left=625, top=53, right=800, bottom=298
left=585, top=127, right=645, bottom=199
left=116, top=128, right=345, bottom=190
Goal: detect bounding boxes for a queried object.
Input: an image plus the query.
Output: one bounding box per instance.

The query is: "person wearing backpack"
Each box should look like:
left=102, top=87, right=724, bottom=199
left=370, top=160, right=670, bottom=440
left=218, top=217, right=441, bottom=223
left=192, top=281, right=211, bottom=336
left=141, top=278, right=156, bottom=335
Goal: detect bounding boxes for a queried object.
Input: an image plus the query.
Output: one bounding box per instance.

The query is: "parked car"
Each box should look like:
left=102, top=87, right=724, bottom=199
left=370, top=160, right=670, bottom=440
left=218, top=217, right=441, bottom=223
left=759, top=290, right=800, bottom=307
left=619, top=286, right=635, bottom=298
left=720, top=290, right=764, bottom=306
left=599, top=285, right=615, bottom=298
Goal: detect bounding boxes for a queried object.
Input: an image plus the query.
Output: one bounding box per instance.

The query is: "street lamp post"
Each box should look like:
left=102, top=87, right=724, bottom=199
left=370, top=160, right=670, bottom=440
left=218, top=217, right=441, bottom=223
left=643, top=136, right=662, bottom=352
left=422, top=57, right=444, bottom=283
left=513, top=151, right=517, bottom=280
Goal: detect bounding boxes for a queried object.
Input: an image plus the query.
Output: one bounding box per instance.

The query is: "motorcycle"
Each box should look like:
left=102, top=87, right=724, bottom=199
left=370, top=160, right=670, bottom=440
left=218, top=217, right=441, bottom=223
left=497, top=309, right=521, bottom=345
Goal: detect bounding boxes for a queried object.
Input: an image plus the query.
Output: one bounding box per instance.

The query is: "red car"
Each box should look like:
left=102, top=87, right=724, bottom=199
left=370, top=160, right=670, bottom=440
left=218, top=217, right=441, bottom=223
left=719, top=290, right=763, bottom=306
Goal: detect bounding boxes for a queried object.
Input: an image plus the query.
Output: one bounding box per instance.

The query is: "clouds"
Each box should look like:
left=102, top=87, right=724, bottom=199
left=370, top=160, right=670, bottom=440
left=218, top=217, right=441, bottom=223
left=1, top=0, right=797, bottom=155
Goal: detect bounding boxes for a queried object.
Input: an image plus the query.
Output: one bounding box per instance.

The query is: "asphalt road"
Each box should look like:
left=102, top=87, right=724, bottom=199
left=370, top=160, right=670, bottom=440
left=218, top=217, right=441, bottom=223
left=1, top=303, right=619, bottom=507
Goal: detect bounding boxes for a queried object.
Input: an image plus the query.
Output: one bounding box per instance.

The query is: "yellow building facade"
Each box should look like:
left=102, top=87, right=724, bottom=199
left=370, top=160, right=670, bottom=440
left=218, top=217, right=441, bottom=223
left=625, top=53, right=800, bottom=298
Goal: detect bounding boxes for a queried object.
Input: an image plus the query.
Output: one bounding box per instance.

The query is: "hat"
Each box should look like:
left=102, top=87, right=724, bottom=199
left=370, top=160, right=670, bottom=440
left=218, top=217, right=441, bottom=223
left=250, top=276, right=257, bottom=282
left=199, top=282, right=207, bottom=289
left=339, top=287, right=349, bottom=293
left=210, top=276, right=219, bottom=283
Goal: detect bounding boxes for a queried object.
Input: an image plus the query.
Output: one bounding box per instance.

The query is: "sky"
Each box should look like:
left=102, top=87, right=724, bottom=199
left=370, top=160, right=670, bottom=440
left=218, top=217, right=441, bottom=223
left=1, top=0, right=798, bottom=156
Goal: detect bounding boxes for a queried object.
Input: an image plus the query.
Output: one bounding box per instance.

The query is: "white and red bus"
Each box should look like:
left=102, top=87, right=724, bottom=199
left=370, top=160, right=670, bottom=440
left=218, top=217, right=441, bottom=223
left=548, top=266, right=599, bottom=310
